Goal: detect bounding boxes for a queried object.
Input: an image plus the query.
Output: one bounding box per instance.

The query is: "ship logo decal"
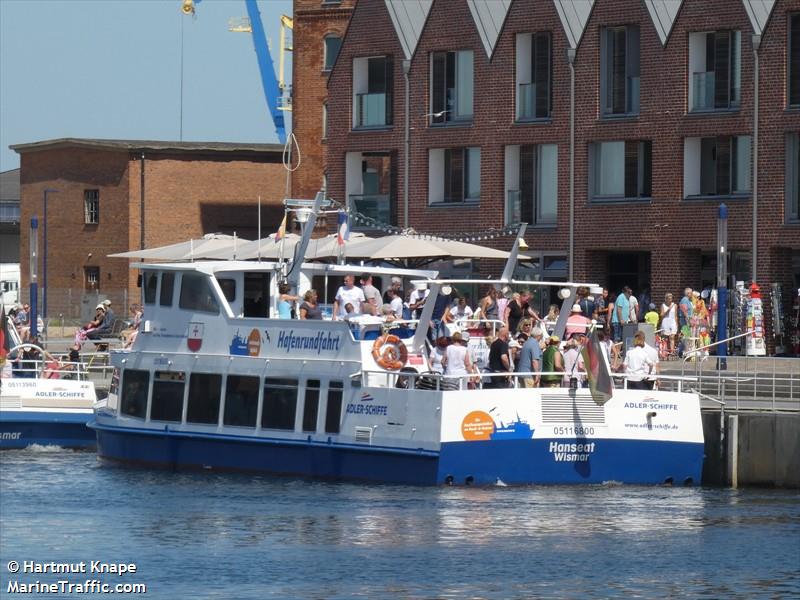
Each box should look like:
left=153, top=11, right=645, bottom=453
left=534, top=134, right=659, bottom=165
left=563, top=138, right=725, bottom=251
left=188, top=323, right=204, bottom=352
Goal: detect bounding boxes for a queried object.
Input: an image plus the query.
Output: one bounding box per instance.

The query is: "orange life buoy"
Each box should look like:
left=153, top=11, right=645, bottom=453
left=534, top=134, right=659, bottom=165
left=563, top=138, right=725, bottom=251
left=371, top=334, right=408, bottom=371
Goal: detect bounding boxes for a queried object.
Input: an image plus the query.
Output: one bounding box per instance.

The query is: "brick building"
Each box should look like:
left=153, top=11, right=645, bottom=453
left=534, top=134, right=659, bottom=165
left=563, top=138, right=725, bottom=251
left=291, top=0, right=356, bottom=201
left=324, top=0, right=800, bottom=344
left=12, top=138, right=285, bottom=318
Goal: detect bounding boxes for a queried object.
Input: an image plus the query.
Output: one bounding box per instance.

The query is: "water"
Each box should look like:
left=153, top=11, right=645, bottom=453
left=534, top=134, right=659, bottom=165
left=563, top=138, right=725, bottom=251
left=2, top=448, right=799, bottom=599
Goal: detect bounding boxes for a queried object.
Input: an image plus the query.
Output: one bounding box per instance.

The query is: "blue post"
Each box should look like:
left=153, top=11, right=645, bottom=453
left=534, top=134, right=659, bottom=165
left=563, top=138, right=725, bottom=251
left=30, top=216, right=39, bottom=340
left=717, top=204, right=728, bottom=368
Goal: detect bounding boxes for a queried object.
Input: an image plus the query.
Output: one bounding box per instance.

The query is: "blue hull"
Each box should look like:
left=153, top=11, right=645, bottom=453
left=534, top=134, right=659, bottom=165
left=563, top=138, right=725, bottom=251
left=0, top=411, right=96, bottom=449
left=92, top=421, right=704, bottom=486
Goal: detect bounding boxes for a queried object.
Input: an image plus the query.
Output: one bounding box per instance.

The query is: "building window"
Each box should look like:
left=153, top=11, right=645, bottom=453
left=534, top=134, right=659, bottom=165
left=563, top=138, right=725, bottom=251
left=84, top=266, right=100, bottom=291
left=323, top=35, right=342, bottom=71
left=688, top=30, right=741, bottom=111
left=684, top=136, right=751, bottom=198
left=516, top=32, right=551, bottom=120
left=787, top=133, right=800, bottom=222
left=84, top=190, right=99, bottom=224
left=430, top=50, right=473, bottom=124
left=790, top=14, right=800, bottom=107
left=589, top=140, right=651, bottom=201
left=505, top=144, right=557, bottom=225
left=429, top=147, right=480, bottom=204
left=353, top=56, right=393, bottom=128
left=600, top=26, right=639, bottom=116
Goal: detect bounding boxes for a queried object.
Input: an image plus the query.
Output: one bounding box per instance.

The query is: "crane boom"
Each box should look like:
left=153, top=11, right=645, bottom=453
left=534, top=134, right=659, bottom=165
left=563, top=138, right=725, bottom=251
left=244, top=0, right=286, bottom=143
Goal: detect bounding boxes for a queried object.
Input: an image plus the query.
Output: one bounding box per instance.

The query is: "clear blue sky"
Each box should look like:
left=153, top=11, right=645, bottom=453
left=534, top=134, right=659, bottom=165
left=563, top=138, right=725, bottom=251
left=0, top=0, right=292, bottom=172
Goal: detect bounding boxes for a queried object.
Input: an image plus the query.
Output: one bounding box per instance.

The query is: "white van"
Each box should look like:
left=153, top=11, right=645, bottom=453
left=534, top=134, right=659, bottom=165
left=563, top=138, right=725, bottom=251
left=0, top=263, right=21, bottom=307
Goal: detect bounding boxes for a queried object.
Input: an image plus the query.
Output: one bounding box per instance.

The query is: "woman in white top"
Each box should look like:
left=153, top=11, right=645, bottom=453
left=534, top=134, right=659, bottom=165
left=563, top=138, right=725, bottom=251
left=442, top=331, right=472, bottom=388
left=430, top=337, right=448, bottom=374
left=660, top=293, right=678, bottom=354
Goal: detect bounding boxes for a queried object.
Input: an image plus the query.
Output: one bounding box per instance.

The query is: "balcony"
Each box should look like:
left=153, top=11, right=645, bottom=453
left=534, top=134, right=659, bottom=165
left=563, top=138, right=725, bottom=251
left=0, top=202, right=20, bottom=224
left=506, top=190, right=521, bottom=226
left=692, top=71, right=715, bottom=111
left=355, top=93, right=388, bottom=128
left=350, top=194, right=392, bottom=227
left=517, top=83, right=536, bottom=120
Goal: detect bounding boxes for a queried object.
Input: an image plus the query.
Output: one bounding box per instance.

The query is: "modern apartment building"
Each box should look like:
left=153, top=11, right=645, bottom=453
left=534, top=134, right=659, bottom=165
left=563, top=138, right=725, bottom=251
left=324, top=0, right=800, bottom=344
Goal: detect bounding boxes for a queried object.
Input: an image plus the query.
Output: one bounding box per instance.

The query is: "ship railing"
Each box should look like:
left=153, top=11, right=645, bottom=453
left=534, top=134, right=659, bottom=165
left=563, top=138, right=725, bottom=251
left=5, top=344, right=90, bottom=381
left=362, top=368, right=697, bottom=393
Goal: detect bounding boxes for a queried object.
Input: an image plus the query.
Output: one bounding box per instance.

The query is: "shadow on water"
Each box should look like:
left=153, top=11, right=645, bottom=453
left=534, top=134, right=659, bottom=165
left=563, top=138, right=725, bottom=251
left=1, top=448, right=799, bottom=599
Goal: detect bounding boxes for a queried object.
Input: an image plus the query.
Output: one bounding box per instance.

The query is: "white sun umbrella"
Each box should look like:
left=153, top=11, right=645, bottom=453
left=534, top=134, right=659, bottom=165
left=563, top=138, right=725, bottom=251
left=427, top=238, right=531, bottom=260
left=202, top=233, right=302, bottom=260
left=335, top=234, right=450, bottom=260
left=306, top=232, right=373, bottom=259
left=108, top=233, right=250, bottom=261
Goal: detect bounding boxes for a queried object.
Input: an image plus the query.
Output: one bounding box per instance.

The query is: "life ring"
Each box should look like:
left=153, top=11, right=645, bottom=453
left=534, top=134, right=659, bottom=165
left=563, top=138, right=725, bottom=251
left=371, top=334, right=408, bottom=371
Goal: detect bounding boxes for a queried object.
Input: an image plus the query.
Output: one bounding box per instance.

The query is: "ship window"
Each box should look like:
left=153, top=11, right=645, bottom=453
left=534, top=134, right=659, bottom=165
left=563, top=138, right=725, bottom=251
left=160, top=272, right=175, bottom=306
left=143, top=272, right=158, bottom=305
left=120, top=369, right=149, bottom=419
left=325, top=381, right=344, bottom=434
left=262, top=378, right=298, bottom=430
left=179, top=273, right=220, bottom=314
left=243, top=273, right=270, bottom=318
left=187, top=373, right=222, bottom=425
left=217, top=278, right=236, bottom=302
left=150, top=371, right=185, bottom=423
left=223, top=375, right=259, bottom=427
left=302, top=379, right=321, bottom=432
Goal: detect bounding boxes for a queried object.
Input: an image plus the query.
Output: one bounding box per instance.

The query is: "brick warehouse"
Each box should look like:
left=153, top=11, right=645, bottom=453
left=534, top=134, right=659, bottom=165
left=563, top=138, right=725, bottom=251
left=324, top=0, right=800, bottom=348
left=291, top=0, right=356, bottom=201
left=12, top=138, right=286, bottom=318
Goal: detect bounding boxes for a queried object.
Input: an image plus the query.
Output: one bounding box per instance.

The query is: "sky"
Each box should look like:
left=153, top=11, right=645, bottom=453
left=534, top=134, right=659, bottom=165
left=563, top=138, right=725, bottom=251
left=0, top=0, right=293, bottom=172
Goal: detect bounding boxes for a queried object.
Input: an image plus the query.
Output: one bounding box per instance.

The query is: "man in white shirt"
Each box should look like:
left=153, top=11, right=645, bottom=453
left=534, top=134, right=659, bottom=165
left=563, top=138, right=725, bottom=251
left=449, top=297, right=474, bottom=321
left=643, top=336, right=660, bottom=390
left=333, top=275, right=366, bottom=320
left=623, top=332, right=655, bottom=390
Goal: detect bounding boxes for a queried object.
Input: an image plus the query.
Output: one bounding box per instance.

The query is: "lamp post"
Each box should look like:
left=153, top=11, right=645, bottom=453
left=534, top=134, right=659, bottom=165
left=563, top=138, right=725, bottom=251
left=42, top=188, right=59, bottom=320
left=30, top=216, right=39, bottom=339
left=717, top=203, right=728, bottom=366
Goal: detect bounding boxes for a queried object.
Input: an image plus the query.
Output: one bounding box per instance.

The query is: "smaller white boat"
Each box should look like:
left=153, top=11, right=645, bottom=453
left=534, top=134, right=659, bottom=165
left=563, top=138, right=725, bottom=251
left=0, top=342, right=98, bottom=449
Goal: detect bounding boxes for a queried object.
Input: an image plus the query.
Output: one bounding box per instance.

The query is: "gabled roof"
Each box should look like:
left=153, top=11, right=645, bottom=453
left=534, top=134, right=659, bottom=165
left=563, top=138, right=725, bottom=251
left=467, top=0, right=512, bottom=58
left=384, top=0, right=433, bottom=60
left=643, top=0, right=683, bottom=46
left=553, top=0, right=595, bottom=49
left=741, top=0, right=775, bottom=35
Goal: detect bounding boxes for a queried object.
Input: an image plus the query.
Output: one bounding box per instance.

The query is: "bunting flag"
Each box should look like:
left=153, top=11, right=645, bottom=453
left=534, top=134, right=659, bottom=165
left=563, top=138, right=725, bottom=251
left=581, top=326, right=614, bottom=406
left=337, top=211, right=350, bottom=246
left=274, top=214, right=287, bottom=243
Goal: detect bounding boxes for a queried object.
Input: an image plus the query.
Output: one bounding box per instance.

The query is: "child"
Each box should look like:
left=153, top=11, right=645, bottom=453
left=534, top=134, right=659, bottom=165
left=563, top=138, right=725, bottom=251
left=644, top=303, right=660, bottom=329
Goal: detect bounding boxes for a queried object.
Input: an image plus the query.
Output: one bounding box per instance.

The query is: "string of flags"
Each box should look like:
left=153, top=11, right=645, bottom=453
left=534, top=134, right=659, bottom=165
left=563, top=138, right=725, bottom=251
left=326, top=198, right=522, bottom=243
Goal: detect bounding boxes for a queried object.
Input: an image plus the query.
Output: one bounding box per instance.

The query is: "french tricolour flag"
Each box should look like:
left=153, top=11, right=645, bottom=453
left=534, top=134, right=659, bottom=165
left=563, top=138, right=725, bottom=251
left=337, top=211, right=350, bottom=246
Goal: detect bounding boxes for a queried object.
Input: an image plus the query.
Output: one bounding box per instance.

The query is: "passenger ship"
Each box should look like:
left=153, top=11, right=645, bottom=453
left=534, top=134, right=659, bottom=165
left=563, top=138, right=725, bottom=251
left=91, top=257, right=705, bottom=486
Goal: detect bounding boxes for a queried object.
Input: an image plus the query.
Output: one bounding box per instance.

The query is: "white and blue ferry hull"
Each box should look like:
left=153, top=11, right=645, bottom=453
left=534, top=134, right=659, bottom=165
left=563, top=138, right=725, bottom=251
left=91, top=387, right=704, bottom=486
left=1, top=410, right=96, bottom=449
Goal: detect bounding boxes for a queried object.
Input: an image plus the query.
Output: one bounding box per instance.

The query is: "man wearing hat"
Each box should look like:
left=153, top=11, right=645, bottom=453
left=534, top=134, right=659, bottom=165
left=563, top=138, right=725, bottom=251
left=565, top=304, right=592, bottom=339
left=102, top=299, right=116, bottom=327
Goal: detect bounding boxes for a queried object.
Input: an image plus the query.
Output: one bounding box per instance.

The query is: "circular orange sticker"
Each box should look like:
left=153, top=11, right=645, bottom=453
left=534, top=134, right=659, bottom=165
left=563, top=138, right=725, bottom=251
left=461, top=410, right=495, bottom=441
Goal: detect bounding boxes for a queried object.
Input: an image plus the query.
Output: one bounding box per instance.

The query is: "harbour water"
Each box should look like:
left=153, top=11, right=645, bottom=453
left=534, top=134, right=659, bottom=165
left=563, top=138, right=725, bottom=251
left=1, top=447, right=798, bottom=599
